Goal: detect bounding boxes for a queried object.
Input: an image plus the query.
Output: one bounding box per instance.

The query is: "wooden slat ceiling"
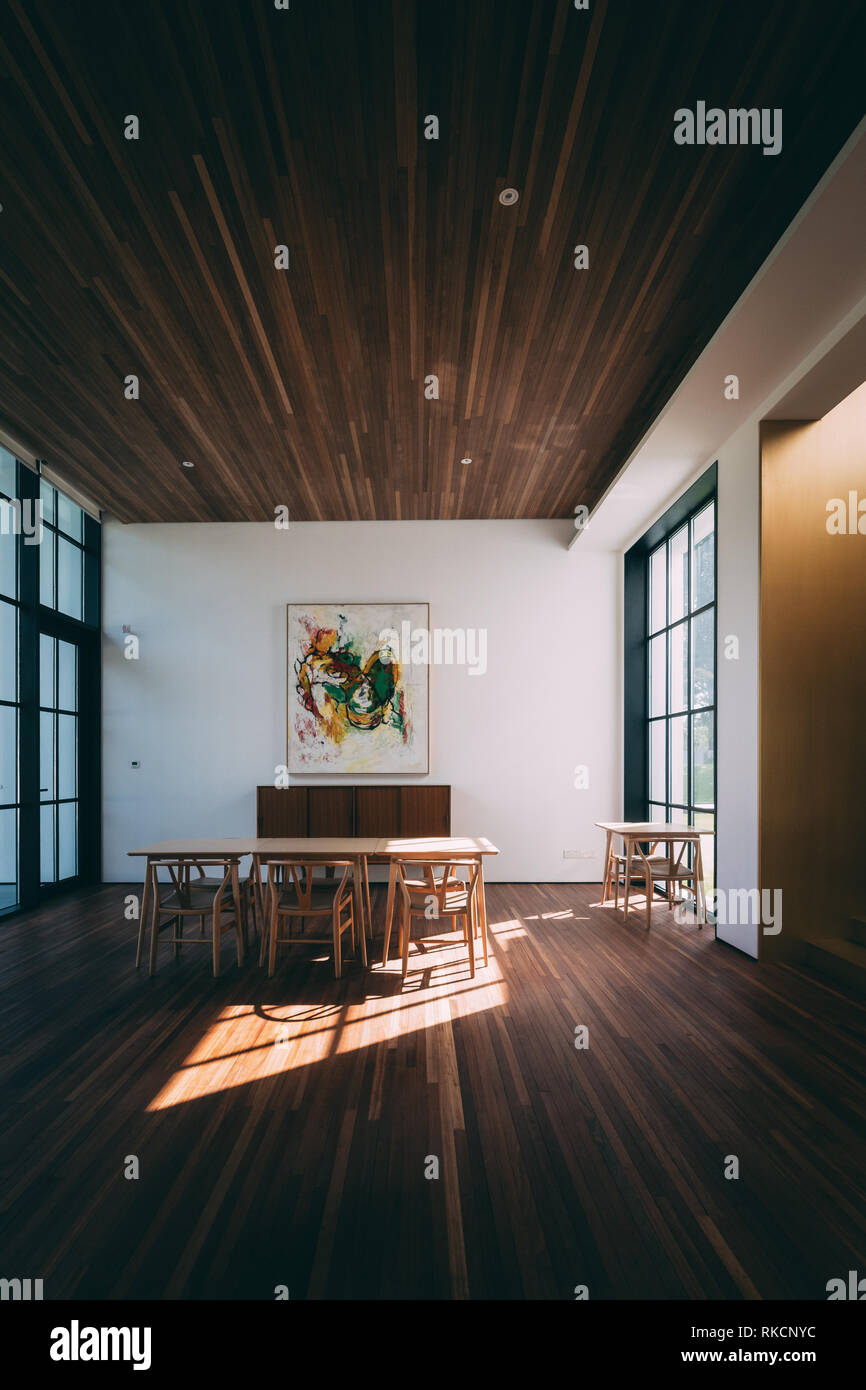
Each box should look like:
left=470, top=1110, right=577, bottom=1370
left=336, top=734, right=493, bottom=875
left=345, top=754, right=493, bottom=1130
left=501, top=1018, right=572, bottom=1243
left=0, top=0, right=864, bottom=523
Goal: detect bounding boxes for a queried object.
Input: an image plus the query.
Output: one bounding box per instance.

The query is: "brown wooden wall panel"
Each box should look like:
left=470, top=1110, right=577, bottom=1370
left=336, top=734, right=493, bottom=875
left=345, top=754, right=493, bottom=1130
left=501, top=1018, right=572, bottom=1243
left=356, top=788, right=401, bottom=838
left=760, top=385, right=866, bottom=959
left=256, top=784, right=451, bottom=839
left=401, top=786, right=450, bottom=838
left=308, top=788, right=355, bottom=837
left=256, top=786, right=307, bottom=837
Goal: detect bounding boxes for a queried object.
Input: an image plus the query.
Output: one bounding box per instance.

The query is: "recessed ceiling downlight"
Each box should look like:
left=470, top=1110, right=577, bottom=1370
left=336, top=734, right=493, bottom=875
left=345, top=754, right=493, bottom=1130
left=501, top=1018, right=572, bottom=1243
left=461, top=456, right=472, bottom=466
left=499, top=187, right=519, bottom=206
left=181, top=460, right=195, bottom=468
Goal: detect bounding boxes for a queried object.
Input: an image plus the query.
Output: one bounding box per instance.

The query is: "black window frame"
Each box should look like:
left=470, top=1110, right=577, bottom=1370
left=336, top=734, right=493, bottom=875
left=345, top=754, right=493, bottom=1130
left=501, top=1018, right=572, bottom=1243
left=0, top=455, right=23, bottom=915
left=624, top=463, right=717, bottom=905
left=0, top=456, right=101, bottom=918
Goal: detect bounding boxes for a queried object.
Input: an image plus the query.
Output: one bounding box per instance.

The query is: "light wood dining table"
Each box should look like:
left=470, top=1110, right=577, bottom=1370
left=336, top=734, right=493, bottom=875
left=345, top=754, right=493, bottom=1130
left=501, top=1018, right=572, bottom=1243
left=596, top=821, right=712, bottom=924
left=129, top=837, right=377, bottom=969
left=129, top=834, right=500, bottom=973
left=376, top=835, right=500, bottom=968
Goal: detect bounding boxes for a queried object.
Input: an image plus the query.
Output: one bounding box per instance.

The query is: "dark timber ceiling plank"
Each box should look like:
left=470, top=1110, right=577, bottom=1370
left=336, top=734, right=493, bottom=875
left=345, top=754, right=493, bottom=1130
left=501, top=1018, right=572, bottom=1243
left=0, top=0, right=864, bottom=522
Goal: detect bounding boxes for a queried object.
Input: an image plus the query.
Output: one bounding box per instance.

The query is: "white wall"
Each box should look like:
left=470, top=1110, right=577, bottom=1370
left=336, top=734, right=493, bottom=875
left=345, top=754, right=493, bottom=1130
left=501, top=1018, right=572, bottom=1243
left=102, top=519, right=620, bottom=884
left=670, top=309, right=866, bottom=960
left=714, top=423, right=760, bottom=956
left=589, top=320, right=866, bottom=963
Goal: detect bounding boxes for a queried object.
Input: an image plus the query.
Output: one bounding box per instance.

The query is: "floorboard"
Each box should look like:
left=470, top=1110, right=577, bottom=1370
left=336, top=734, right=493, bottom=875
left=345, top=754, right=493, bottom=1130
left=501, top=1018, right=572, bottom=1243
left=0, top=882, right=863, bottom=1300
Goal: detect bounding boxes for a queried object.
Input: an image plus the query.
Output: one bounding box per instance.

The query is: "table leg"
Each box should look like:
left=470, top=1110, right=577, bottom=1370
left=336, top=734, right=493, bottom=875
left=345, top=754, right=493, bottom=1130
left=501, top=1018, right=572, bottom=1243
left=400, top=886, right=411, bottom=980
left=363, top=856, right=373, bottom=942
left=135, top=858, right=151, bottom=968
left=147, top=863, right=160, bottom=976
left=252, top=852, right=265, bottom=941
left=601, top=831, right=612, bottom=903
left=639, top=846, right=652, bottom=929
left=694, top=842, right=706, bottom=927
left=231, top=860, right=244, bottom=965
left=476, top=858, right=490, bottom=965
left=258, top=857, right=270, bottom=968
left=476, top=857, right=489, bottom=966
left=354, top=857, right=368, bottom=967
left=623, top=839, right=633, bottom=918
left=381, top=858, right=398, bottom=966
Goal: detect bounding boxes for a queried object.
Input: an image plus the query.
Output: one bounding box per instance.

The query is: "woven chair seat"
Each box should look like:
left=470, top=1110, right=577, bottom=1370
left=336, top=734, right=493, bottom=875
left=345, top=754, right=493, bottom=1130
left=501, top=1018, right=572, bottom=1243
left=645, top=861, right=697, bottom=879
left=276, top=886, right=349, bottom=912
left=159, top=888, right=239, bottom=912
left=610, top=852, right=669, bottom=865
left=404, top=875, right=464, bottom=893
left=188, top=874, right=252, bottom=890
left=611, top=854, right=695, bottom=877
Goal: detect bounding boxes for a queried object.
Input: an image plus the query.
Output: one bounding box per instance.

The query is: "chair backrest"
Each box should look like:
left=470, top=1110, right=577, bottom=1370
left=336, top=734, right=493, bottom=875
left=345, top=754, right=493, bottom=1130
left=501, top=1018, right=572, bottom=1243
left=634, top=837, right=691, bottom=873
left=189, top=860, right=223, bottom=881
left=395, top=858, right=478, bottom=915
left=150, top=859, right=233, bottom=908
left=264, top=859, right=352, bottom=911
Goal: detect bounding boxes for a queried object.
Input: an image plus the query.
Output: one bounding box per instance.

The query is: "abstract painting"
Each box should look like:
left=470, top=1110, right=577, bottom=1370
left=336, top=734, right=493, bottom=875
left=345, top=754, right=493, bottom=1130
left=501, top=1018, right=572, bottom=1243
left=287, top=603, right=429, bottom=773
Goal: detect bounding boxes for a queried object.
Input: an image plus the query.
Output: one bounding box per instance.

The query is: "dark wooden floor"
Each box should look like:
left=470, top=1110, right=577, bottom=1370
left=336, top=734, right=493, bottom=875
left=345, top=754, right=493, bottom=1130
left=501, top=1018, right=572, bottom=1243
left=1, top=882, right=864, bottom=1300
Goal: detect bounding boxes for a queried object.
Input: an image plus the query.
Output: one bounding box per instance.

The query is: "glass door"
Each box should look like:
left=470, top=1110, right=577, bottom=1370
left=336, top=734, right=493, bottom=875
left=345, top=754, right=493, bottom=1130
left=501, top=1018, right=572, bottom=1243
left=36, top=475, right=100, bottom=900
left=0, top=450, right=100, bottom=917
left=39, top=633, right=79, bottom=887
left=0, top=449, right=20, bottom=911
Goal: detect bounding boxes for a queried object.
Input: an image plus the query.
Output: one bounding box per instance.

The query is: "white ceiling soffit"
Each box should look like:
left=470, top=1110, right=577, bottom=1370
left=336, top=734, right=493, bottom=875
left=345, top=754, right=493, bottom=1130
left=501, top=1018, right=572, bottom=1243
left=765, top=311, right=866, bottom=420
left=573, top=115, right=866, bottom=554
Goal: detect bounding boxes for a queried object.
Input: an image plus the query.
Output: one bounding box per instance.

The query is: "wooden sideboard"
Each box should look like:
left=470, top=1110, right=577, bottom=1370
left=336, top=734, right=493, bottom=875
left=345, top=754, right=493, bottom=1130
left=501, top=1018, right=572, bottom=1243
left=256, top=785, right=451, bottom=842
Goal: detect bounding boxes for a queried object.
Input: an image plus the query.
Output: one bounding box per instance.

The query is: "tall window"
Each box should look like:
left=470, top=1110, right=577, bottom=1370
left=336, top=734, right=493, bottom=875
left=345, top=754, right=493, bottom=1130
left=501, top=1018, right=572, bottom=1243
left=37, top=479, right=96, bottom=892
left=0, top=449, right=20, bottom=911
left=39, top=477, right=87, bottom=619
left=0, top=449, right=100, bottom=917
left=40, top=632, right=80, bottom=885
left=646, top=501, right=715, bottom=889
left=623, top=465, right=716, bottom=900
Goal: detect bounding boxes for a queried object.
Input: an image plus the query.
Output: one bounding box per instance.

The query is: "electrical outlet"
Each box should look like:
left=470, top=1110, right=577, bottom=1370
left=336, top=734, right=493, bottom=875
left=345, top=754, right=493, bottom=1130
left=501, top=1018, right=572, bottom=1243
left=563, top=849, right=595, bottom=860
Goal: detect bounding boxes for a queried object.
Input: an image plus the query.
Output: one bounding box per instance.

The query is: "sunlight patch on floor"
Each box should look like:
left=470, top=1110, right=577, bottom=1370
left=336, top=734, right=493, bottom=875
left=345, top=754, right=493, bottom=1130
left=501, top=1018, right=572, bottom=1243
left=146, top=928, right=509, bottom=1110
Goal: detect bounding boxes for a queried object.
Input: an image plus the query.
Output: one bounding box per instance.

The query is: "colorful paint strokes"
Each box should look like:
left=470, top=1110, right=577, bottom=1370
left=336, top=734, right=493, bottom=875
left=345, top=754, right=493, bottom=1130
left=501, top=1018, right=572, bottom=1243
left=287, top=603, right=429, bottom=773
